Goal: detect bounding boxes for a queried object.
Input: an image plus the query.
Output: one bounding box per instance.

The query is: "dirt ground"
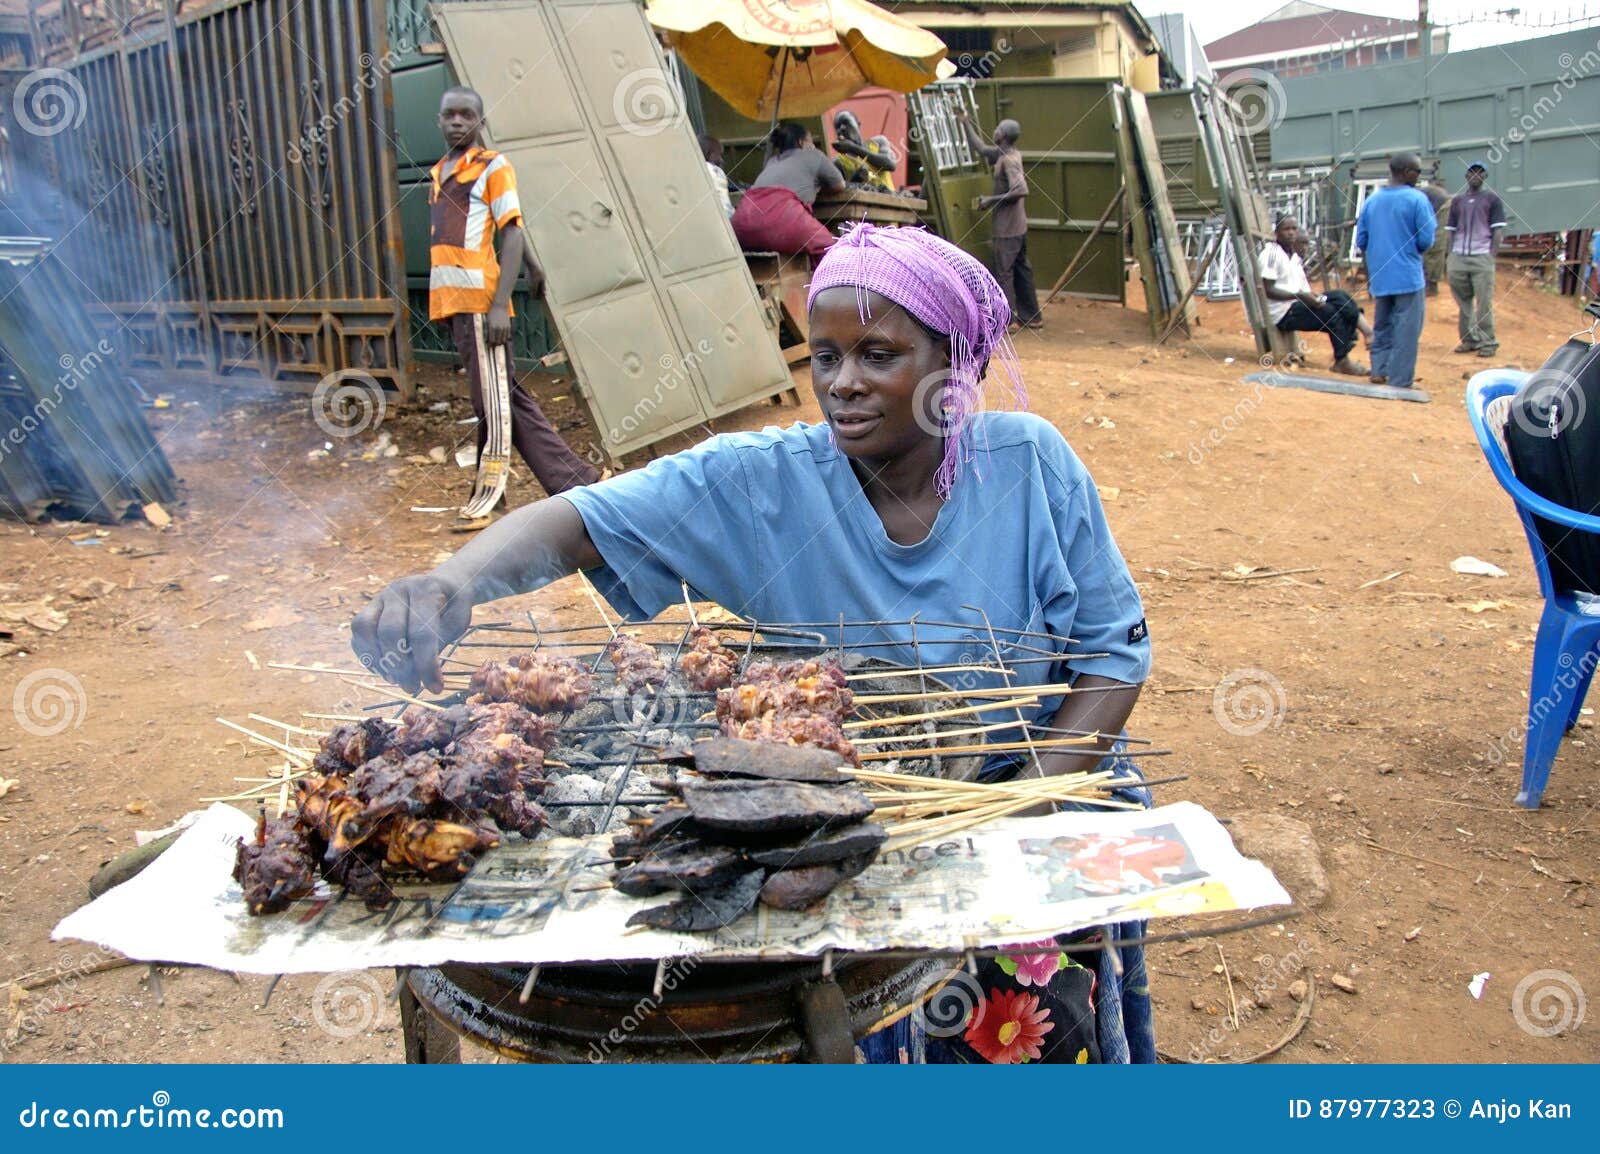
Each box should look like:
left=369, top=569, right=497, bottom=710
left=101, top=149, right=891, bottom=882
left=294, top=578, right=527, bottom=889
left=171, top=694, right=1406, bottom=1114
left=2, top=265, right=1596, bottom=1064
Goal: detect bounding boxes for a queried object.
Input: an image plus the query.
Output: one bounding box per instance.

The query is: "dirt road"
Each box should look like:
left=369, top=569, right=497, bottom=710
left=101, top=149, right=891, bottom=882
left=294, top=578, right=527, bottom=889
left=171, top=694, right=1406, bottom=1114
left=3, top=267, right=1595, bottom=1063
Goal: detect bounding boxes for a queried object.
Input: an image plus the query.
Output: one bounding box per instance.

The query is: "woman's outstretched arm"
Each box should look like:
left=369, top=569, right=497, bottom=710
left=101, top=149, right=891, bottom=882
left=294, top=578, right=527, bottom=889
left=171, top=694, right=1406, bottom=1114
left=351, top=496, right=602, bottom=693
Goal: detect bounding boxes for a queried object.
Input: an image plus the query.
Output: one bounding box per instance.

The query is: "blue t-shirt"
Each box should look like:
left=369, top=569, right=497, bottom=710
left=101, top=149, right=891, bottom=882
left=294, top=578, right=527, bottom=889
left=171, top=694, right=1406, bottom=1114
left=1356, top=185, right=1437, bottom=296
left=560, top=413, right=1151, bottom=733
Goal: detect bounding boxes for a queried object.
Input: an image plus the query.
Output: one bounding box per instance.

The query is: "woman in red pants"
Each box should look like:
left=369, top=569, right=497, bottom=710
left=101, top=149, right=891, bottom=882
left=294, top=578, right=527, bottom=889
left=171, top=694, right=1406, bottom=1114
left=731, top=122, right=845, bottom=261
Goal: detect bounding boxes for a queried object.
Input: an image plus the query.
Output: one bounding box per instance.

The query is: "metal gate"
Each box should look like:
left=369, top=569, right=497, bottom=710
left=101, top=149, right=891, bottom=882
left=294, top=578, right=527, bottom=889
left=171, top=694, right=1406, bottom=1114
left=0, top=0, right=410, bottom=393
left=911, top=77, right=1125, bottom=302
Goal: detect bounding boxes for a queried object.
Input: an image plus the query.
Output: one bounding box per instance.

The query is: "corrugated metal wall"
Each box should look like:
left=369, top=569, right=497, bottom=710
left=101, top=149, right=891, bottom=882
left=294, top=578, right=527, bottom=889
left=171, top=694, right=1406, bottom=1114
left=1272, top=25, right=1600, bottom=233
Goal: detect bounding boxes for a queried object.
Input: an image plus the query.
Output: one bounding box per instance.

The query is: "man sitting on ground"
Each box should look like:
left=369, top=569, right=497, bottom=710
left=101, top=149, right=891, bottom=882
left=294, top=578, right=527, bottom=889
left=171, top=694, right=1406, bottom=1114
left=1261, top=216, right=1367, bottom=376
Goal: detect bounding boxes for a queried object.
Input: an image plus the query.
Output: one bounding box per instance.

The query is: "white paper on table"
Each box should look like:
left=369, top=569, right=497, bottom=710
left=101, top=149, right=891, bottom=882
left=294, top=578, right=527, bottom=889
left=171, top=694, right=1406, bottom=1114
left=53, top=801, right=1291, bottom=975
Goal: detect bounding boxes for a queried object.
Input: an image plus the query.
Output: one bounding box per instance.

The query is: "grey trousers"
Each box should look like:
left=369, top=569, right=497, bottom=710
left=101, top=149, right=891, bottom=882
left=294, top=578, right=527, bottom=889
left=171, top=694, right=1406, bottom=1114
left=1447, top=252, right=1497, bottom=350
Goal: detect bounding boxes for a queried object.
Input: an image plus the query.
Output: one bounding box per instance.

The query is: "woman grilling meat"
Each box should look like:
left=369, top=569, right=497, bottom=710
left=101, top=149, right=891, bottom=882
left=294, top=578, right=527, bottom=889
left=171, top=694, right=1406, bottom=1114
left=352, top=224, right=1154, bottom=1064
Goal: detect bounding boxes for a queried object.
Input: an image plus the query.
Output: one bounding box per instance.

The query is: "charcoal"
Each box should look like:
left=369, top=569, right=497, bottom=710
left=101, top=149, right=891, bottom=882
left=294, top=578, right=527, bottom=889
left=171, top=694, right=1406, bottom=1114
left=679, top=778, right=874, bottom=839
left=613, top=841, right=751, bottom=897
left=746, top=822, right=887, bottom=870
left=758, top=852, right=875, bottom=911
left=689, top=737, right=851, bottom=783
left=626, top=869, right=765, bottom=932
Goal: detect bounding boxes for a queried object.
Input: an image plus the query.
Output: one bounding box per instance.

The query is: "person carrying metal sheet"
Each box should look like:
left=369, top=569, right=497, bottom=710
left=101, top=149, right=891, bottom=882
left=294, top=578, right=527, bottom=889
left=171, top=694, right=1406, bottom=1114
left=952, top=105, right=1042, bottom=331
left=429, top=86, right=599, bottom=527
left=1261, top=216, right=1368, bottom=376
left=731, top=122, right=845, bottom=260
left=1354, top=152, right=1436, bottom=388
left=1445, top=160, right=1506, bottom=359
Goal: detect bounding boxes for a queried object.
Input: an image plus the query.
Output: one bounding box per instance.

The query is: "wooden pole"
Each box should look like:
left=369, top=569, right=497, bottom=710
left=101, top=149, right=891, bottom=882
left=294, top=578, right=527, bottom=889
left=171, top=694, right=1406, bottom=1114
left=1155, top=226, right=1227, bottom=345
left=1044, top=189, right=1123, bottom=304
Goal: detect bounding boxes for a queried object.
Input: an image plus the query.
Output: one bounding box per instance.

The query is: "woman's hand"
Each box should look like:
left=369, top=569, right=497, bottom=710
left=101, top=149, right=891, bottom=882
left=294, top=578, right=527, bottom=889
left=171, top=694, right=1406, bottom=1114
left=350, top=497, right=603, bottom=693
left=352, top=572, right=475, bottom=694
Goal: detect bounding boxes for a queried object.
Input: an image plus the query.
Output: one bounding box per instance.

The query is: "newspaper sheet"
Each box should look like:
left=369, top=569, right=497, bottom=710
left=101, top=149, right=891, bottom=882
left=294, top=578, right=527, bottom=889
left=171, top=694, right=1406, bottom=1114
left=53, top=801, right=1290, bottom=974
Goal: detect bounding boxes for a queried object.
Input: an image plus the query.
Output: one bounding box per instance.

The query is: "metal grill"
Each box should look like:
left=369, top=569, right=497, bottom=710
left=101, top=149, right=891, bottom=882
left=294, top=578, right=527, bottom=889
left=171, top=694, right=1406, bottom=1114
left=405, top=610, right=1150, bottom=840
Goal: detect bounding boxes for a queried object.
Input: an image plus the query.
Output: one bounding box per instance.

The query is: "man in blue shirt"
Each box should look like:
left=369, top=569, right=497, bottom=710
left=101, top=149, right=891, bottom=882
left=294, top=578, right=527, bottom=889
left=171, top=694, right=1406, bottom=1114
left=1355, top=152, right=1437, bottom=388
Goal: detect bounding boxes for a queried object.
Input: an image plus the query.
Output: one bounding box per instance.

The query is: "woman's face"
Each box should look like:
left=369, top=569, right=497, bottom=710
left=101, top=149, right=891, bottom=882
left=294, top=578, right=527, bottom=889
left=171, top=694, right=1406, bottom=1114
left=808, top=287, right=949, bottom=466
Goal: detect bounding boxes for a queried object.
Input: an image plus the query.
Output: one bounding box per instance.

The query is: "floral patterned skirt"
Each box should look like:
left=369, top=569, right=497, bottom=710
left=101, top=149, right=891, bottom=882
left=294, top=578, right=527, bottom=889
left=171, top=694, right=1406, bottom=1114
left=855, top=749, right=1157, bottom=1065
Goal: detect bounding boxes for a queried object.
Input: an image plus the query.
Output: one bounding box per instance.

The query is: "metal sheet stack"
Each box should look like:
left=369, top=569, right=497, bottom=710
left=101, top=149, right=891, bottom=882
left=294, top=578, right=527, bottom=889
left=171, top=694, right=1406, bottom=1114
left=0, top=237, right=177, bottom=524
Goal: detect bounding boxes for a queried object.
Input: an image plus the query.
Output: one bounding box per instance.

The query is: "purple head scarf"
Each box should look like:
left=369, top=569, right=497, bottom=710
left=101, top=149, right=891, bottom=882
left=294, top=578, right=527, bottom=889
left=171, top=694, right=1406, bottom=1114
left=807, top=223, right=1027, bottom=497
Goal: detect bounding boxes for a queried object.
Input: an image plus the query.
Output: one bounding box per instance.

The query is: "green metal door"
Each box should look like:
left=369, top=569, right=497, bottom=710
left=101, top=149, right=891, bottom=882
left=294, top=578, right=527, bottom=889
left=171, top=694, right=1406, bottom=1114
left=912, top=78, right=1125, bottom=302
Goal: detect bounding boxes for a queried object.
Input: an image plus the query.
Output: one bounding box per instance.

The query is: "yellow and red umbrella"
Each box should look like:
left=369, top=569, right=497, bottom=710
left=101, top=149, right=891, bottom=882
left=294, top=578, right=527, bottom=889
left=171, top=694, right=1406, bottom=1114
left=648, top=0, right=953, bottom=121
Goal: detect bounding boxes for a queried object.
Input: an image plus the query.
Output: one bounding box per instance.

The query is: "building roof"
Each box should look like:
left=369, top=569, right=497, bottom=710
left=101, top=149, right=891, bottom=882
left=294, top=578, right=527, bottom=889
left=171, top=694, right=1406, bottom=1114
left=1204, top=3, right=1418, bottom=63
left=885, top=2, right=1158, bottom=49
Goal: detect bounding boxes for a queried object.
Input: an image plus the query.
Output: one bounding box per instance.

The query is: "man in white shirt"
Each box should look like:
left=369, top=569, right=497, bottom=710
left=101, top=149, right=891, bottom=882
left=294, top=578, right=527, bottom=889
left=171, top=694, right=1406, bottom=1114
left=1261, top=216, right=1367, bottom=376
left=699, top=133, right=735, bottom=220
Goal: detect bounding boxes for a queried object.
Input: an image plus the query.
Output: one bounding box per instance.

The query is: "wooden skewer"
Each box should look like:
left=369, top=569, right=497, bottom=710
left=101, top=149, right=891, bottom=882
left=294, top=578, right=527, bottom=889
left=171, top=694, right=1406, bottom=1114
left=216, top=718, right=314, bottom=765
left=859, top=720, right=1059, bottom=746
left=858, top=734, right=1105, bottom=761
left=579, top=571, right=619, bottom=641
left=302, top=712, right=402, bottom=725
left=842, top=696, right=1039, bottom=731
left=248, top=713, right=327, bottom=738
left=854, top=682, right=1079, bottom=705
left=267, top=661, right=383, bottom=678
left=343, top=680, right=448, bottom=712
left=853, top=766, right=1101, bottom=794
left=843, top=664, right=1011, bottom=682
left=681, top=582, right=698, bottom=629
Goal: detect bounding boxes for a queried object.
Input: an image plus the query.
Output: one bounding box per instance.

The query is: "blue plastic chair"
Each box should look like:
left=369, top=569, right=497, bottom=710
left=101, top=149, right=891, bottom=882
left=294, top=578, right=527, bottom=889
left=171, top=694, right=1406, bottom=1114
left=1467, top=368, right=1600, bottom=807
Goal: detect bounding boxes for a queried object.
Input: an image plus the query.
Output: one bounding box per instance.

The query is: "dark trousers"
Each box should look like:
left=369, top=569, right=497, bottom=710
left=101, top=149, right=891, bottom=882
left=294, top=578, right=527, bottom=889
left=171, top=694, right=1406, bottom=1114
left=1370, top=289, right=1425, bottom=387
left=451, top=313, right=599, bottom=497
left=993, top=233, right=1041, bottom=324
left=1276, top=290, right=1361, bottom=362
